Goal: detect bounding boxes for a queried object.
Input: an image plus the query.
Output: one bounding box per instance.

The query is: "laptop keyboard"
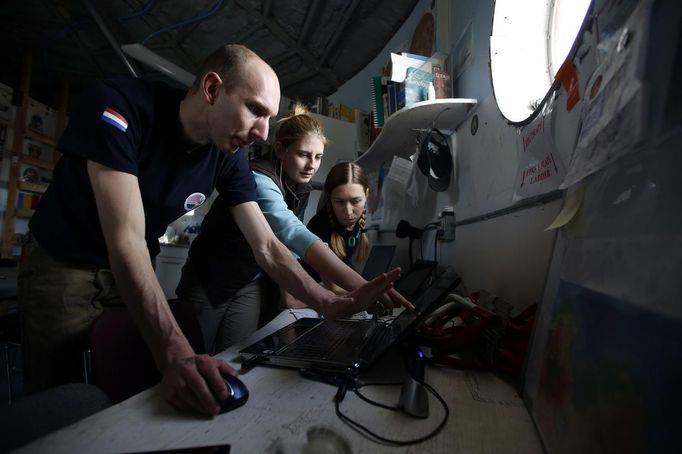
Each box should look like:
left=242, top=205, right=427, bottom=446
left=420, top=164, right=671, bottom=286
left=280, top=320, right=376, bottom=359
left=359, top=322, right=393, bottom=356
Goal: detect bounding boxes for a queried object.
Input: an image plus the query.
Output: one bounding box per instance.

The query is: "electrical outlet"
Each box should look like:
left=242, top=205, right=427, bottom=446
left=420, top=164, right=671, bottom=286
left=441, top=208, right=456, bottom=241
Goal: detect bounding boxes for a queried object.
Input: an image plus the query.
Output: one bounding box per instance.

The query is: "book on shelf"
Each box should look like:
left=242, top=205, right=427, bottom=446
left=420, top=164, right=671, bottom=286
left=404, top=67, right=433, bottom=106
left=367, top=111, right=381, bottom=145
left=310, top=96, right=329, bottom=116
left=389, top=51, right=452, bottom=100
left=387, top=82, right=396, bottom=117
left=432, top=62, right=452, bottom=99
left=430, top=52, right=452, bottom=99
left=396, top=82, right=406, bottom=110
left=338, top=104, right=355, bottom=123
left=371, top=76, right=387, bottom=128
left=385, top=81, right=407, bottom=118
left=401, top=52, right=430, bottom=61
left=389, top=52, right=432, bottom=83
left=370, top=51, right=450, bottom=126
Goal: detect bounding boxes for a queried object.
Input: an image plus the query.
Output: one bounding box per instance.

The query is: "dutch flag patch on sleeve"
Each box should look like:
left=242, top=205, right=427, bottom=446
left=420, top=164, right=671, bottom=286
left=101, top=107, right=129, bottom=132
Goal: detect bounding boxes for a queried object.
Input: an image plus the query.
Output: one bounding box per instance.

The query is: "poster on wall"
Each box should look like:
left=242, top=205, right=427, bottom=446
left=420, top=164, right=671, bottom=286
left=561, top=0, right=652, bottom=188
left=513, top=104, right=565, bottom=202
left=533, top=280, right=681, bottom=453
left=379, top=156, right=414, bottom=231
left=366, top=157, right=415, bottom=228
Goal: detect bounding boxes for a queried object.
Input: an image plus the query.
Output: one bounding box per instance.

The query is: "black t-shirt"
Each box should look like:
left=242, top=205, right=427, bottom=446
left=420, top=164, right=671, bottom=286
left=306, top=210, right=358, bottom=267
left=30, top=78, right=256, bottom=266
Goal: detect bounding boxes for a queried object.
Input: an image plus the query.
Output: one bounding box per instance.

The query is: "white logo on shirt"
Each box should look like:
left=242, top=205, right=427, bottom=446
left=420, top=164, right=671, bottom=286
left=184, top=192, right=207, bottom=211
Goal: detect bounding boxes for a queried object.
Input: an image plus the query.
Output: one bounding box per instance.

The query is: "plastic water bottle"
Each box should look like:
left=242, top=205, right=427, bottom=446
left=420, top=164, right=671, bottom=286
left=427, top=82, right=436, bottom=100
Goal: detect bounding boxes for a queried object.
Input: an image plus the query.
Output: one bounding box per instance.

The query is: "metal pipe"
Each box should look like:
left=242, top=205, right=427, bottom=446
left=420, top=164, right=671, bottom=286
left=373, top=190, right=565, bottom=234
left=83, top=0, right=140, bottom=77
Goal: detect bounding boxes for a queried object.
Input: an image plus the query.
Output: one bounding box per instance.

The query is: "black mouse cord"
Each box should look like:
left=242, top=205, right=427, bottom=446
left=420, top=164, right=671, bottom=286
left=334, top=381, right=450, bottom=446
left=353, top=381, right=402, bottom=410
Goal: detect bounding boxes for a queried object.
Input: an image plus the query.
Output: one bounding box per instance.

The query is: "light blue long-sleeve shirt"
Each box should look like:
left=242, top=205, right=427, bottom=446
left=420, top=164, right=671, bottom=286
left=253, top=171, right=320, bottom=260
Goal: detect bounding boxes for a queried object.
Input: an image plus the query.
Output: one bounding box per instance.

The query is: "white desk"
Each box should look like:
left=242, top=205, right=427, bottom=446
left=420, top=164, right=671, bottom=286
left=15, top=310, right=543, bottom=453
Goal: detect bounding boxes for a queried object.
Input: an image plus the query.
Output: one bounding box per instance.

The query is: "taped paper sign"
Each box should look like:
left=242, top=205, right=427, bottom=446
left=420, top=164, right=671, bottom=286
left=513, top=106, right=565, bottom=201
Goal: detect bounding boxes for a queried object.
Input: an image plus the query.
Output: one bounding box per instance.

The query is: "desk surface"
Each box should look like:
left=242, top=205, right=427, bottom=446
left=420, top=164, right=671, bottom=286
left=15, top=310, right=543, bottom=454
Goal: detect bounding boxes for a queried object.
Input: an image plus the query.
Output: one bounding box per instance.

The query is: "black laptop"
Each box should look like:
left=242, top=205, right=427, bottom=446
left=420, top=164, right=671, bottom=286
left=395, top=259, right=439, bottom=299
left=360, top=244, right=396, bottom=280
left=239, top=268, right=461, bottom=373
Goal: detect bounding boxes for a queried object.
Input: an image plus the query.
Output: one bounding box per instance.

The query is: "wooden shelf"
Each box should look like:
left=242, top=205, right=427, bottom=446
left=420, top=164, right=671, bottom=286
left=1, top=53, right=67, bottom=258
left=18, top=181, right=48, bottom=194
left=20, top=154, right=56, bottom=170
left=25, top=128, right=57, bottom=146
left=355, top=98, right=477, bottom=170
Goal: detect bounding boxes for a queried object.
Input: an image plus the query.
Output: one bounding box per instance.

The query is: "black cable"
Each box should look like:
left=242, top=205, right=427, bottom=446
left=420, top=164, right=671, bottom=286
left=422, top=223, right=439, bottom=262
left=239, top=354, right=265, bottom=372
left=408, top=237, right=414, bottom=268
left=353, top=381, right=402, bottom=410
left=433, top=233, right=438, bottom=263
left=429, top=107, right=451, bottom=130
left=334, top=381, right=450, bottom=446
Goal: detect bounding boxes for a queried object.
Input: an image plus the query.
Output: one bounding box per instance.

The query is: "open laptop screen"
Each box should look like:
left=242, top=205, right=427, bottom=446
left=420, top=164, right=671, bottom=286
left=361, top=245, right=396, bottom=280
left=395, top=260, right=438, bottom=299
left=383, top=269, right=460, bottom=341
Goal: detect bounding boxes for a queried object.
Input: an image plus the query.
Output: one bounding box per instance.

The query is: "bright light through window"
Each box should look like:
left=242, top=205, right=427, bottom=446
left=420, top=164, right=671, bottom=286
left=490, top=0, right=591, bottom=123
left=549, top=0, right=593, bottom=76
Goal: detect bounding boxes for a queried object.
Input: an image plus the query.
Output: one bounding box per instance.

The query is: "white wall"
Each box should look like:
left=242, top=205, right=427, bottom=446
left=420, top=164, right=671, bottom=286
left=329, top=0, right=568, bottom=309
left=328, top=0, right=433, bottom=112
left=309, top=113, right=358, bottom=185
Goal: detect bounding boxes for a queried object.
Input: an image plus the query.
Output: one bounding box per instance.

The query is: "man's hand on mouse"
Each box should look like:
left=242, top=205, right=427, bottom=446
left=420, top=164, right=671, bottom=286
left=160, top=354, right=238, bottom=416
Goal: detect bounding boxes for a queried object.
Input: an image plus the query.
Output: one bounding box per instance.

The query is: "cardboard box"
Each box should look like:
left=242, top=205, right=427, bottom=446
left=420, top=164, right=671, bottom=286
left=26, top=98, right=57, bottom=137
left=22, top=138, right=55, bottom=162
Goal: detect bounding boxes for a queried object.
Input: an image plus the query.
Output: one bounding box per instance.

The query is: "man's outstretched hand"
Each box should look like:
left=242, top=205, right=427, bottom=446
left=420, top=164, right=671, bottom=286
left=320, top=268, right=403, bottom=319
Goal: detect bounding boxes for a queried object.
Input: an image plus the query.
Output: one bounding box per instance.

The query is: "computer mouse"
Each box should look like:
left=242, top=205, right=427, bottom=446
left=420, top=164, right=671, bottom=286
left=217, top=374, right=249, bottom=414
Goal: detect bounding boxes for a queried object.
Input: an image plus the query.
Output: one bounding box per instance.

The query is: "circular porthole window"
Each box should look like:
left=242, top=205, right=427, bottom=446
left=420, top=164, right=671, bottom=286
left=490, top=0, right=592, bottom=123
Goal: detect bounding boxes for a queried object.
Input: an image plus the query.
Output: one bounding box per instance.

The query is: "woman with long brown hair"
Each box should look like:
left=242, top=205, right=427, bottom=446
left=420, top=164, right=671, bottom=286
left=305, top=162, right=371, bottom=293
